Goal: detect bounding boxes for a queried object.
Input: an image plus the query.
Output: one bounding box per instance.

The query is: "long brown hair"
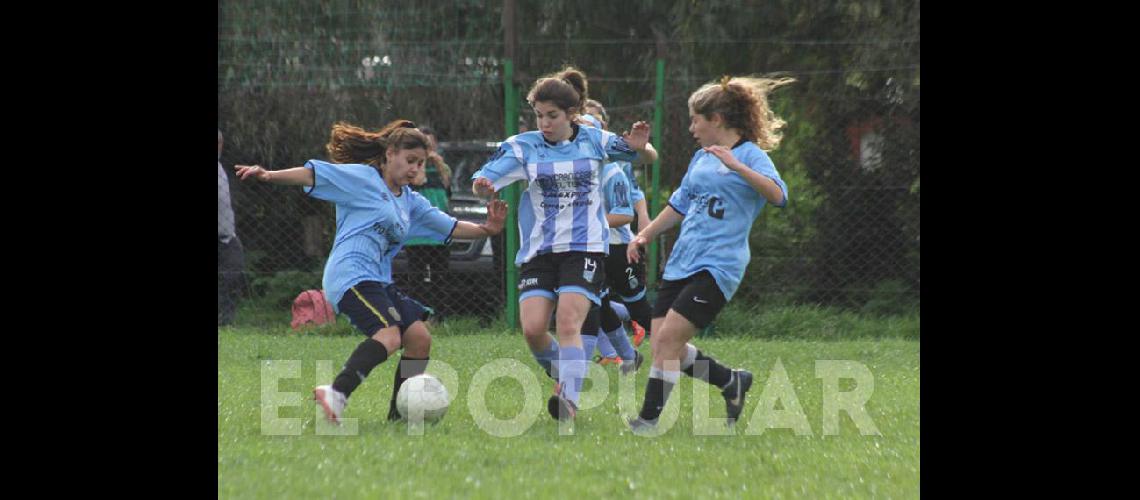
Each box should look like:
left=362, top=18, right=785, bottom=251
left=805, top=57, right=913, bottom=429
left=325, top=119, right=430, bottom=167
left=688, top=76, right=795, bottom=151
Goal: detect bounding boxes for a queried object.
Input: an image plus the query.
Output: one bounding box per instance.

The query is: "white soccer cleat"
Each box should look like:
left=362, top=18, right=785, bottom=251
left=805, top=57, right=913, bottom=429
left=313, top=385, right=347, bottom=425
left=627, top=416, right=658, bottom=436
left=619, top=351, right=644, bottom=376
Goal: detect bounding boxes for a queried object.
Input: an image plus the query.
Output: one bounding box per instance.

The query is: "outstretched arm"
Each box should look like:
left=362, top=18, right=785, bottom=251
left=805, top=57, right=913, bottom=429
left=451, top=200, right=508, bottom=238
left=234, top=165, right=314, bottom=187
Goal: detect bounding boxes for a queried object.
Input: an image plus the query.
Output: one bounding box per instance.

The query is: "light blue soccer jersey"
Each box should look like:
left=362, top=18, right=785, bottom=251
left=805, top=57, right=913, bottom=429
left=601, top=162, right=634, bottom=225
left=472, top=125, right=638, bottom=266
left=607, top=160, right=646, bottom=244
left=663, top=141, right=788, bottom=301
left=303, top=160, right=457, bottom=311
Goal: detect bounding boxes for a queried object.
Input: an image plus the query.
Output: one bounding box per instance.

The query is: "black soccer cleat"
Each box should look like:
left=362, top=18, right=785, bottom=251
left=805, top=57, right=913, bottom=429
left=547, top=382, right=578, bottom=421
left=387, top=400, right=403, bottom=422
left=721, top=369, right=754, bottom=425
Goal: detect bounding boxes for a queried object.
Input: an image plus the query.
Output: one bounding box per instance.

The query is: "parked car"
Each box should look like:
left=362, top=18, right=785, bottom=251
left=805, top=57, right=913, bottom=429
left=392, top=141, right=505, bottom=318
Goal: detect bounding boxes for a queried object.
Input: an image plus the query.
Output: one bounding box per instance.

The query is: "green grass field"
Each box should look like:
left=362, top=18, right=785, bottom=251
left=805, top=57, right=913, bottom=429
left=219, top=313, right=919, bottom=498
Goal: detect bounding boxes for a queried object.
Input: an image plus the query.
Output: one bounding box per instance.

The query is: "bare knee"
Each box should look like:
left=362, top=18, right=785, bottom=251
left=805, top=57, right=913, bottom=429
left=520, top=297, right=558, bottom=350
left=554, top=296, right=590, bottom=336
left=516, top=317, right=551, bottom=355
left=403, top=323, right=432, bottom=357
left=370, top=327, right=402, bottom=355
left=555, top=312, right=585, bottom=335
left=522, top=315, right=549, bottom=339
left=652, top=328, right=686, bottom=359
left=522, top=310, right=549, bottom=333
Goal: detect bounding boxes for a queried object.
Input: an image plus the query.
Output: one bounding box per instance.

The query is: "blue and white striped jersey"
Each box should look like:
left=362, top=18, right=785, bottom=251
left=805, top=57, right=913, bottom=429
left=472, top=125, right=638, bottom=266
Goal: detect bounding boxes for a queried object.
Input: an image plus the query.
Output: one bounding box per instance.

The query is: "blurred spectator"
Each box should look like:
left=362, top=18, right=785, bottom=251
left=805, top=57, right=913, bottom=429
left=218, top=129, right=246, bottom=325
left=405, top=126, right=452, bottom=299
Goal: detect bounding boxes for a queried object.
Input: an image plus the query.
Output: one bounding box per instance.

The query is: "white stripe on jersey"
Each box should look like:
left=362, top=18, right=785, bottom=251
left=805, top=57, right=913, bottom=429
left=551, top=161, right=578, bottom=253
left=508, top=139, right=525, bottom=162
left=609, top=225, right=633, bottom=244
left=516, top=158, right=607, bottom=263
left=490, top=139, right=530, bottom=191
left=588, top=165, right=608, bottom=252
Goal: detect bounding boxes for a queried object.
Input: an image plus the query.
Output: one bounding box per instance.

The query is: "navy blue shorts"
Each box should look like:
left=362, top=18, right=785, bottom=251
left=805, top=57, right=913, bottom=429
left=337, top=281, right=432, bottom=337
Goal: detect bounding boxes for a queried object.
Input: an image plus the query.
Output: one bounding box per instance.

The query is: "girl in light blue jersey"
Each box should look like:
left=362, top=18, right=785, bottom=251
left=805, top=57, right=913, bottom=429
left=625, top=76, right=795, bottom=433
left=236, top=120, right=507, bottom=425
left=471, top=67, right=657, bottom=422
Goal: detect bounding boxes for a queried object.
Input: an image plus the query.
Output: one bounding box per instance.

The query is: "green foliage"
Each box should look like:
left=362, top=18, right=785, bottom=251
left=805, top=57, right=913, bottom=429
left=250, top=270, right=323, bottom=308
left=703, top=303, right=918, bottom=340
left=859, top=279, right=918, bottom=317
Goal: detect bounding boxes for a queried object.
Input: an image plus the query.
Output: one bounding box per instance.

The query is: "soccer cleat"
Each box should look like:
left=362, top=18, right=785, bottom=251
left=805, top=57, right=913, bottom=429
left=631, top=321, right=648, bottom=347
left=627, top=416, right=658, bottom=435
left=721, top=369, right=754, bottom=425
left=597, top=356, right=623, bottom=366
left=619, top=350, right=644, bottom=376
left=547, top=382, right=578, bottom=421
left=313, top=385, right=347, bottom=425
left=387, top=399, right=403, bottom=422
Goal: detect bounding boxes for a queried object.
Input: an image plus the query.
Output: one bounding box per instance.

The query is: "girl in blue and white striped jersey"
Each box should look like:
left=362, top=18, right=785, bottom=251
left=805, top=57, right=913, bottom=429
left=471, top=67, right=657, bottom=422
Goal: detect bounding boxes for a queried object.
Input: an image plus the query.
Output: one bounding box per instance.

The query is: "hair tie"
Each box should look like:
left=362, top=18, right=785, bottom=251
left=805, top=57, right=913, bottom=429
left=719, top=75, right=732, bottom=90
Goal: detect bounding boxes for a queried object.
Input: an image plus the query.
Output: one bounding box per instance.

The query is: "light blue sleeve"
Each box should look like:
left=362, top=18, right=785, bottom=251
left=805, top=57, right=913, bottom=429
left=619, top=162, right=645, bottom=205
left=600, top=129, right=639, bottom=163
left=407, top=191, right=459, bottom=243
left=745, top=148, right=788, bottom=208
left=629, top=171, right=646, bottom=206
left=472, top=137, right=529, bottom=191
left=303, top=160, right=379, bottom=205
left=603, top=165, right=634, bottom=217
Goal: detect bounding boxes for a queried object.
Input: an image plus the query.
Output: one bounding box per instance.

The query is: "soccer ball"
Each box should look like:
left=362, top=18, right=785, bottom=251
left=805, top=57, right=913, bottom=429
left=396, top=374, right=450, bottom=423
